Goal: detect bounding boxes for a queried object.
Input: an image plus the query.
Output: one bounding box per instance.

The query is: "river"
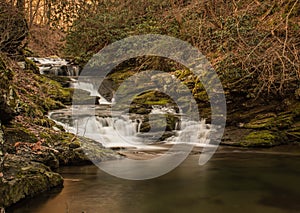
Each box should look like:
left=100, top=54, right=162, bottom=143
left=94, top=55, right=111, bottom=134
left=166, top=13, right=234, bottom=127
left=7, top=151, right=300, bottom=213
left=7, top=79, right=300, bottom=212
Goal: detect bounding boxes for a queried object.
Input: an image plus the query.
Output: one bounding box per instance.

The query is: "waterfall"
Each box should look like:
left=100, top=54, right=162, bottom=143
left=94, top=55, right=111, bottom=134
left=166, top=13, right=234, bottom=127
left=166, top=119, right=211, bottom=147
left=49, top=106, right=212, bottom=149
left=150, top=105, right=176, bottom=114
left=27, top=57, right=79, bottom=76
left=72, top=81, right=111, bottom=105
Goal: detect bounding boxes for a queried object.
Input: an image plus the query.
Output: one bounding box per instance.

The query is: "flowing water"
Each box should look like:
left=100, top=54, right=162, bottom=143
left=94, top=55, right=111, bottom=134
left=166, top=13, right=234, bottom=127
left=10, top=81, right=299, bottom=212
left=72, top=81, right=111, bottom=105
left=49, top=105, right=211, bottom=149
left=7, top=152, right=300, bottom=213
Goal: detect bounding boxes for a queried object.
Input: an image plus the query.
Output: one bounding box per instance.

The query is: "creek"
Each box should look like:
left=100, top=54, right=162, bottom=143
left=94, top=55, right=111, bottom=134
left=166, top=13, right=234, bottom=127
left=7, top=153, right=300, bottom=213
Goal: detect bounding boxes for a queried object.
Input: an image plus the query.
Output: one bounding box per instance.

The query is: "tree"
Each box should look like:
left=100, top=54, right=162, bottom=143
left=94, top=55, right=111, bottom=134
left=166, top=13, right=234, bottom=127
left=0, top=1, right=28, bottom=55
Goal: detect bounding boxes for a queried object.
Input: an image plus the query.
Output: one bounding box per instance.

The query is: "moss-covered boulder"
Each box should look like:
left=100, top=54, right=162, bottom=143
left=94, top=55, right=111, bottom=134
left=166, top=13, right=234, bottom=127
left=240, top=130, right=286, bottom=147
left=244, top=113, right=277, bottom=129
left=0, top=154, right=63, bottom=208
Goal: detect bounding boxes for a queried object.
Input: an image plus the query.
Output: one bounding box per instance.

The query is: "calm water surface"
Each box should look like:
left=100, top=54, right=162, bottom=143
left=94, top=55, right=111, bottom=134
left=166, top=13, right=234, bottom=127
left=7, top=152, right=300, bottom=213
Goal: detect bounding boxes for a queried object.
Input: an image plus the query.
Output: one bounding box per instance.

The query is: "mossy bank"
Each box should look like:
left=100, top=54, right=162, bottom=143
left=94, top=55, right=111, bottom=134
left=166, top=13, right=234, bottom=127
left=0, top=54, right=120, bottom=209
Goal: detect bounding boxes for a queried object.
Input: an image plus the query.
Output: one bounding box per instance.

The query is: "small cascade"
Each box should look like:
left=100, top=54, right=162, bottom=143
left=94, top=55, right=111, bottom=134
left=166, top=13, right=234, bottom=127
left=27, top=57, right=79, bottom=76
left=150, top=105, right=177, bottom=114
left=72, top=81, right=111, bottom=105
left=51, top=113, right=144, bottom=148
left=136, top=119, right=142, bottom=133
left=167, top=119, right=211, bottom=146
left=49, top=106, right=212, bottom=149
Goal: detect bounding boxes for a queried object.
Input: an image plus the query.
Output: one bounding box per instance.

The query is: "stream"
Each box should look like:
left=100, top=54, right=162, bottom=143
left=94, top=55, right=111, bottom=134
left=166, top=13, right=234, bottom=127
left=8, top=71, right=300, bottom=212
left=7, top=153, right=300, bottom=213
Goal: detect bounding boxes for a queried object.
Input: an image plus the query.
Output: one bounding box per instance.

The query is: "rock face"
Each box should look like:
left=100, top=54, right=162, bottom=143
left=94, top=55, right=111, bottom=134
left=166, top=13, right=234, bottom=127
left=222, top=100, right=300, bottom=147
left=0, top=154, right=63, bottom=207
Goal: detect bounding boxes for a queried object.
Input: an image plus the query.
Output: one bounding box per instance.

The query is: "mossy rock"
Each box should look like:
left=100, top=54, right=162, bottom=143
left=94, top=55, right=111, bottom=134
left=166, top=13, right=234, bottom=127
left=276, top=112, right=294, bottom=129
left=240, top=130, right=285, bottom=147
left=139, top=114, right=179, bottom=133
left=286, top=121, right=300, bottom=142
left=33, top=117, right=56, bottom=127
left=133, top=91, right=172, bottom=106
left=129, top=105, right=151, bottom=114
left=24, top=58, right=39, bottom=74
left=244, top=113, right=276, bottom=129
left=0, top=155, right=63, bottom=207
left=3, top=126, right=38, bottom=145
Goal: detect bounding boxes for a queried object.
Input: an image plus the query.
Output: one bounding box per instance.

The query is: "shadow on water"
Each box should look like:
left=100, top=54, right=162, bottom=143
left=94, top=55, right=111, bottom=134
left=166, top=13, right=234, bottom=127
left=6, top=152, right=300, bottom=213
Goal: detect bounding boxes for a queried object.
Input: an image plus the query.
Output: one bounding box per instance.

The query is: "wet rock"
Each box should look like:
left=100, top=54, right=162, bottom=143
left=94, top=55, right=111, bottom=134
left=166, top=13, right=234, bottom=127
left=0, top=154, right=63, bottom=208
left=240, top=130, right=286, bottom=147
left=55, top=136, right=121, bottom=165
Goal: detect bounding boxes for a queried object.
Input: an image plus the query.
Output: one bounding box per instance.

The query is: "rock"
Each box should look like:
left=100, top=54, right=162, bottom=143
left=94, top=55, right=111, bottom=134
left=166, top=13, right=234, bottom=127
left=240, top=130, right=286, bottom=147
left=286, top=121, right=300, bottom=142
left=244, top=113, right=276, bottom=129
left=0, top=154, right=63, bottom=208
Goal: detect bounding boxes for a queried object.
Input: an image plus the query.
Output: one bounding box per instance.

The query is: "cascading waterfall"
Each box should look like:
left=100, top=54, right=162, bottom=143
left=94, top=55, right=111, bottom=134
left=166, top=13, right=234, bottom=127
left=72, top=81, right=111, bottom=105
left=49, top=105, right=212, bottom=150
left=27, top=57, right=79, bottom=76
left=166, top=119, right=211, bottom=146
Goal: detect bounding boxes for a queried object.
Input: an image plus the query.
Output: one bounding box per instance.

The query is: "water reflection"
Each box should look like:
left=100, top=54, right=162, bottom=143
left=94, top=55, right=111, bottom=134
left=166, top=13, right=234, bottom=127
left=7, top=153, right=300, bottom=213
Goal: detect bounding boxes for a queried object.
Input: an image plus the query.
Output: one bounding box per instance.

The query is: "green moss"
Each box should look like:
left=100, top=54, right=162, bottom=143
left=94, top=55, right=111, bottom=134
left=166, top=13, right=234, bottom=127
left=244, top=113, right=276, bottom=129
left=24, top=58, right=39, bottom=74
left=4, top=126, right=38, bottom=144
left=241, top=130, right=285, bottom=147
left=276, top=112, right=294, bottom=129
left=43, top=97, right=64, bottom=111
left=133, top=91, right=174, bottom=106
left=33, top=118, right=55, bottom=127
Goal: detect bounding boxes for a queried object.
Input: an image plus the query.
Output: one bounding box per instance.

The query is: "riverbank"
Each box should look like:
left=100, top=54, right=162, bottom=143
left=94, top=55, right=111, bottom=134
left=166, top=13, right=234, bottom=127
left=0, top=55, right=121, bottom=209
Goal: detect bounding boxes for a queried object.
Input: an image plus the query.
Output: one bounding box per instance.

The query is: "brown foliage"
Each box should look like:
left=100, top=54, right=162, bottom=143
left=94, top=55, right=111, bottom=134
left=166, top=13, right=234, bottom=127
left=0, top=1, right=28, bottom=55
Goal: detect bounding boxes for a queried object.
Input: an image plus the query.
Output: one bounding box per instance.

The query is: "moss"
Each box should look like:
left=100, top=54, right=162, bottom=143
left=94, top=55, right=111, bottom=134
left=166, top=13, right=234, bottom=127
left=276, top=112, right=294, bottom=129
left=244, top=113, right=276, bottom=129
left=286, top=121, right=300, bottom=142
left=0, top=158, right=63, bottom=207
left=69, top=140, right=81, bottom=149
left=133, top=91, right=174, bottom=106
left=194, top=91, right=209, bottom=102
left=241, top=130, right=285, bottom=147
left=43, top=97, right=64, bottom=111
left=33, top=118, right=55, bottom=127
left=24, top=58, right=39, bottom=74
left=3, top=126, right=38, bottom=144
